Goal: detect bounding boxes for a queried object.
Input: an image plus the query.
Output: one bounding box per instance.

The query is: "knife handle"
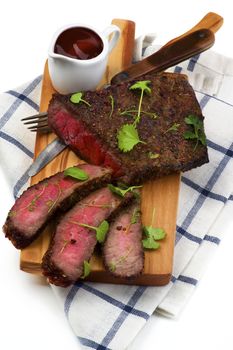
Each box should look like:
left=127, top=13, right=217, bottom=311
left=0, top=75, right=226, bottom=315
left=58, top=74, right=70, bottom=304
left=165, top=11, right=223, bottom=47
left=111, top=28, right=215, bottom=84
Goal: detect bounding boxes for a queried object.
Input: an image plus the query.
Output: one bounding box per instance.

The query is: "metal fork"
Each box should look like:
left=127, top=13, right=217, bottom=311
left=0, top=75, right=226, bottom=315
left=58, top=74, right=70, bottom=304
left=21, top=112, right=50, bottom=133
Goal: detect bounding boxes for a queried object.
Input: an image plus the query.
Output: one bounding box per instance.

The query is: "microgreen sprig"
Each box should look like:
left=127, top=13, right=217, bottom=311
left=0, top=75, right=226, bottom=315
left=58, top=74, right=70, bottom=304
left=117, top=80, right=152, bottom=153
left=70, top=92, right=91, bottom=107
left=129, top=80, right=152, bottom=125
left=142, top=208, right=166, bottom=249
left=108, top=184, right=142, bottom=198
left=77, top=220, right=109, bottom=243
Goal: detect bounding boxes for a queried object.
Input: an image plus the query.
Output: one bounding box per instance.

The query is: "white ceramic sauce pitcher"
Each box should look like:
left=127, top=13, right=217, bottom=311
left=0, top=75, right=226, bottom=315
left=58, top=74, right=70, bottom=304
left=48, top=23, right=120, bottom=94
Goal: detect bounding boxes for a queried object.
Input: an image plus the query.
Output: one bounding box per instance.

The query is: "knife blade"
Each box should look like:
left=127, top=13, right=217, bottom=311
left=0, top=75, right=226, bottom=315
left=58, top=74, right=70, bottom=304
left=28, top=138, right=66, bottom=176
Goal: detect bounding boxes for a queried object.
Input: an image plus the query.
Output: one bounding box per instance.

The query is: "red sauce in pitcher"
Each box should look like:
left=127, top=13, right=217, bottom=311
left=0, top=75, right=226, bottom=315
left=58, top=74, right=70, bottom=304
left=54, top=27, right=103, bottom=60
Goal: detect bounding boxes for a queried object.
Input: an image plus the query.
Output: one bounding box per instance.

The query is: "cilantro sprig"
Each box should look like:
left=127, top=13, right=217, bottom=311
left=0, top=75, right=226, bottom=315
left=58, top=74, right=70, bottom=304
left=142, top=208, right=166, bottom=249
left=70, top=92, right=91, bottom=106
left=117, top=80, right=152, bottom=153
left=117, top=124, right=146, bottom=152
left=142, top=227, right=166, bottom=249
left=129, top=80, right=151, bottom=125
left=184, top=114, right=206, bottom=150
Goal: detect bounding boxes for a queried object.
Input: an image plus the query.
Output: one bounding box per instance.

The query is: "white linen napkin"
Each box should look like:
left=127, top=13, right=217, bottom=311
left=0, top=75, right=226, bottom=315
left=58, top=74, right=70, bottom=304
left=1, top=35, right=233, bottom=350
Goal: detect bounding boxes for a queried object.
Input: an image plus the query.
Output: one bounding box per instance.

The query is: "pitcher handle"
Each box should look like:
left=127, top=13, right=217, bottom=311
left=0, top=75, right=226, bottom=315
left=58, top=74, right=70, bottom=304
left=102, top=25, right=121, bottom=53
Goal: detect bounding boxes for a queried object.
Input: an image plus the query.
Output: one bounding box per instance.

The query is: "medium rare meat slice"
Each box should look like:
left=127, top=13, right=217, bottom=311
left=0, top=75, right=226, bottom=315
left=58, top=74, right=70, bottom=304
left=103, top=201, right=144, bottom=278
left=42, top=187, right=133, bottom=287
left=48, top=72, right=209, bottom=185
left=3, top=164, right=111, bottom=249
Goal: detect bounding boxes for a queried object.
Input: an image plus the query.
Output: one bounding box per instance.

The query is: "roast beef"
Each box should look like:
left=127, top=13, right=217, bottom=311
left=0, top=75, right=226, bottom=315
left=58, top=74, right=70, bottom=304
left=3, top=164, right=111, bottom=249
left=48, top=72, right=209, bottom=185
left=42, top=187, right=133, bottom=287
left=103, top=200, right=143, bottom=278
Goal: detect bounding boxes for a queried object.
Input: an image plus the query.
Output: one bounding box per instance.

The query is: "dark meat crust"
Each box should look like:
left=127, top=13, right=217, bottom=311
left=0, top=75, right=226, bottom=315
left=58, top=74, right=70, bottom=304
left=48, top=72, right=209, bottom=185
left=42, top=192, right=135, bottom=287
left=3, top=169, right=112, bottom=249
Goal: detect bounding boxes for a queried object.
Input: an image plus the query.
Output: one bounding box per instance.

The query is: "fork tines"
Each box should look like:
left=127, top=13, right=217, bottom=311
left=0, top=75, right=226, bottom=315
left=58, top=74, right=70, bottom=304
left=21, top=111, right=50, bottom=133
left=21, top=111, right=48, bottom=121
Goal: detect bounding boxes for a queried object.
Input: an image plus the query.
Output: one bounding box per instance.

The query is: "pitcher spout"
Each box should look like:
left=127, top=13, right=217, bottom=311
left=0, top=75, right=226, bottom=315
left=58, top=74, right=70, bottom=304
left=48, top=51, right=68, bottom=62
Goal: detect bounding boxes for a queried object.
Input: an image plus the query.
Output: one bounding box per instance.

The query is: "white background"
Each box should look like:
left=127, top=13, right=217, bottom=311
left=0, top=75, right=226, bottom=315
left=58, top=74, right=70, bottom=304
left=0, top=1, right=233, bottom=349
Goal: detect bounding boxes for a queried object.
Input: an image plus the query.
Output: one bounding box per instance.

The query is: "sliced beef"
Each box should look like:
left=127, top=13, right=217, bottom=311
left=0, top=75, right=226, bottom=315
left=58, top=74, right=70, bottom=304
left=103, top=201, right=144, bottom=278
left=3, top=164, right=111, bottom=249
left=42, top=187, right=133, bottom=287
left=48, top=72, right=209, bottom=185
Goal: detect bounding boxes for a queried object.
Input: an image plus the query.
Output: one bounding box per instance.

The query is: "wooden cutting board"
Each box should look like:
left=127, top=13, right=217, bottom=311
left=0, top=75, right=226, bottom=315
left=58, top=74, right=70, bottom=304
left=20, top=18, right=180, bottom=286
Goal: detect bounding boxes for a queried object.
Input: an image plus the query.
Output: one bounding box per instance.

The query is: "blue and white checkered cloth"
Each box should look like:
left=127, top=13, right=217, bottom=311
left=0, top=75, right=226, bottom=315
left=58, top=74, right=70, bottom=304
left=1, top=35, right=233, bottom=350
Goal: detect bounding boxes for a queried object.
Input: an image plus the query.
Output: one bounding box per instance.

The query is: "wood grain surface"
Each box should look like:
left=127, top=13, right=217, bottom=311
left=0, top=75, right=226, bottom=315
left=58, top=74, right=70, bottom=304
left=20, top=18, right=180, bottom=286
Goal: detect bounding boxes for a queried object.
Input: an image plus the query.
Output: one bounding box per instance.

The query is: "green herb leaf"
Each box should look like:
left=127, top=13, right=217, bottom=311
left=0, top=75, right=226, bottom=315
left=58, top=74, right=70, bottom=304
left=131, top=208, right=141, bottom=224
left=129, top=80, right=152, bottom=125
left=183, top=131, right=196, bottom=139
left=143, top=226, right=166, bottom=240
left=64, top=167, right=89, bottom=181
left=198, top=132, right=207, bottom=146
left=164, top=122, right=180, bottom=134
left=142, top=225, right=166, bottom=250
left=70, top=92, right=83, bottom=104
left=70, top=92, right=91, bottom=107
left=130, top=80, right=151, bottom=95
left=184, top=114, right=198, bottom=125
left=184, top=114, right=206, bottom=149
left=108, top=184, right=142, bottom=197
left=142, top=237, right=160, bottom=249
left=81, top=260, right=91, bottom=279
left=148, top=152, right=160, bottom=159
left=109, top=95, right=114, bottom=118
left=76, top=220, right=109, bottom=243
left=96, top=220, right=109, bottom=243
left=117, top=124, right=145, bottom=152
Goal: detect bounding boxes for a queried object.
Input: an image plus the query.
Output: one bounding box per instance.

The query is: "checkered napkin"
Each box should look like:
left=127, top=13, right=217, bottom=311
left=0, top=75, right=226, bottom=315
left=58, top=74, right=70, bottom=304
left=1, top=35, right=233, bottom=350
